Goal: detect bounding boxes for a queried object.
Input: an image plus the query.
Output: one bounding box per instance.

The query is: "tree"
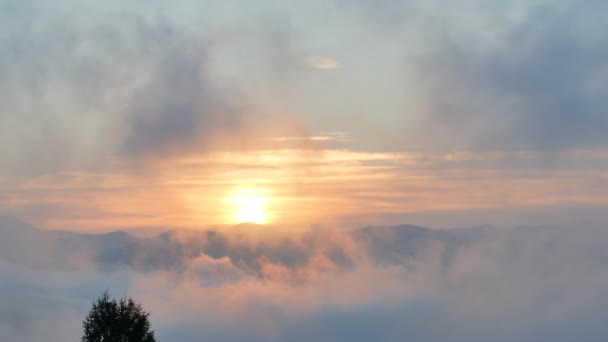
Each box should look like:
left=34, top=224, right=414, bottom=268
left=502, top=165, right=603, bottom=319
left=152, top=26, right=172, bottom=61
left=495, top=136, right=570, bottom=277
left=82, top=290, right=157, bottom=342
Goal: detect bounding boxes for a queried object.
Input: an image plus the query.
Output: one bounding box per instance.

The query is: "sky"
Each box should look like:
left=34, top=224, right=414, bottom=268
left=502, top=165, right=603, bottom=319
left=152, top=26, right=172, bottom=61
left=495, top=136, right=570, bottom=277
left=2, top=0, right=608, bottom=231
left=2, top=2, right=608, bottom=341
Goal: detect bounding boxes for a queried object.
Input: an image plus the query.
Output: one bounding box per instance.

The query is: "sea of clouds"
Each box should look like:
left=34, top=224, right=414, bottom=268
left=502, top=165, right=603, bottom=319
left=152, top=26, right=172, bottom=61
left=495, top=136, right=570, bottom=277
left=1, top=219, right=608, bottom=342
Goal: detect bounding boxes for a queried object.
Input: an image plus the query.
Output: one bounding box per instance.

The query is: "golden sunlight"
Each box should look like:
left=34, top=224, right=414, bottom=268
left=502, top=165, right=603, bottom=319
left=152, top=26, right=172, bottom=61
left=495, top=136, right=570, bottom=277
left=227, top=189, right=269, bottom=224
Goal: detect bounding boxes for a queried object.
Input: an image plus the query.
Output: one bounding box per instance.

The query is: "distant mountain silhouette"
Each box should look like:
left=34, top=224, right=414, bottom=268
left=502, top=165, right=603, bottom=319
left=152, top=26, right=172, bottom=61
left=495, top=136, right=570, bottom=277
left=1, top=216, right=606, bottom=277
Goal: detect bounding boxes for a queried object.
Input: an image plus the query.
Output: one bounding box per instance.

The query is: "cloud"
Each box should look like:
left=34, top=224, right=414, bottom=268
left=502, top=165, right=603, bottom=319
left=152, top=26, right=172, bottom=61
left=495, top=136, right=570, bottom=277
left=119, top=41, right=240, bottom=158
left=0, top=4, right=180, bottom=174
left=121, top=15, right=313, bottom=160
left=4, top=148, right=608, bottom=230
left=305, top=56, right=341, bottom=69
left=407, top=0, right=608, bottom=151
left=2, top=218, right=608, bottom=341
left=0, top=1, right=312, bottom=176
left=337, top=0, right=608, bottom=151
left=264, top=132, right=351, bottom=146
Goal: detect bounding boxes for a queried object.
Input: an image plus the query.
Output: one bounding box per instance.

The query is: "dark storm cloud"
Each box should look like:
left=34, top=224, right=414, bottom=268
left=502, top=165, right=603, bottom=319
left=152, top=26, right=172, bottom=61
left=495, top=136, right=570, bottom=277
left=413, top=0, right=608, bottom=150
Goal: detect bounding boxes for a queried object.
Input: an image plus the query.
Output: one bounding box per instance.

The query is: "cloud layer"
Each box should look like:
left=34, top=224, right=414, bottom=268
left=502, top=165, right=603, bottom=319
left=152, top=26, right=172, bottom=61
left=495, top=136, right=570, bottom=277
left=1, top=218, right=608, bottom=341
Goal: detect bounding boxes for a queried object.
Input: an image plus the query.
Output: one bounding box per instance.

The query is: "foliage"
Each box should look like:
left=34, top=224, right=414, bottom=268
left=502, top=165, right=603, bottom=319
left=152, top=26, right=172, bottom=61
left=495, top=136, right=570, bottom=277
left=82, top=291, right=156, bottom=342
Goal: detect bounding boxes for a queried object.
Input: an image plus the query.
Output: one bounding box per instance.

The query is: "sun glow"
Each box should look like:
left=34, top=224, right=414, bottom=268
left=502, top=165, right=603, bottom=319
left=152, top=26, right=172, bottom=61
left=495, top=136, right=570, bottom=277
left=228, top=190, right=269, bottom=224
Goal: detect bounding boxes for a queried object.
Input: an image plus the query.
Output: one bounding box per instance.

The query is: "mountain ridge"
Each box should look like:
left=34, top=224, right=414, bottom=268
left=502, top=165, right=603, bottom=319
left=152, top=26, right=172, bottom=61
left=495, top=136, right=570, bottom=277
left=2, top=215, right=605, bottom=276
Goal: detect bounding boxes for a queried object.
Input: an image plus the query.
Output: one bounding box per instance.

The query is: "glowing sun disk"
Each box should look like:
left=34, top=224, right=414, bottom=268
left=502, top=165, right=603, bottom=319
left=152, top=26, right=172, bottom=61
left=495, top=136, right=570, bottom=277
left=230, top=194, right=268, bottom=224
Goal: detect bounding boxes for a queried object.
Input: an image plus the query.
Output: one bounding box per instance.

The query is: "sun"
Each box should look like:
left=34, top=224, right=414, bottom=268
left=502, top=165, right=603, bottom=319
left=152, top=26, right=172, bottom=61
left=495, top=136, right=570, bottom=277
left=228, top=190, right=269, bottom=224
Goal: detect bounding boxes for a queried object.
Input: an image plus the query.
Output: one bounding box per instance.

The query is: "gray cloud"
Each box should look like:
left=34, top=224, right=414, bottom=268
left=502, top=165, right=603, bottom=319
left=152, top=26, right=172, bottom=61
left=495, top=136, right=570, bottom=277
left=0, top=2, right=308, bottom=177
left=120, top=42, right=233, bottom=158
left=120, top=15, right=309, bottom=159
left=410, top=0, right=608, bottom=150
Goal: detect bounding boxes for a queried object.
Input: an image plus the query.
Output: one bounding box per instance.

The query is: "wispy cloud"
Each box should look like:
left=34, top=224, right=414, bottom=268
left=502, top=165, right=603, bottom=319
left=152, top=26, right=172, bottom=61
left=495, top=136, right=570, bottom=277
left=3, top=148, right=608, bottom=230
left=305, top=56, right=341, bottom=69
left=264, top=132, right=351, bottom=143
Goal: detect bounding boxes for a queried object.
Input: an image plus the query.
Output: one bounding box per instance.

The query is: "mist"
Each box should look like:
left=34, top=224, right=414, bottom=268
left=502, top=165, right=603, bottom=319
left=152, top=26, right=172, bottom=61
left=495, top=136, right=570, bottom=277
left=1, top=217, right=607, bottom=341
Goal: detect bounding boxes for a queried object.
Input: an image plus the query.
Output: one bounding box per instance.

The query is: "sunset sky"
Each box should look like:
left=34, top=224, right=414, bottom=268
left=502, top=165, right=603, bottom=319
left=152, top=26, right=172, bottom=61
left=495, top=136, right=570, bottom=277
left=2, top=0, right=608, bottom=231
left=3, top=2, right=608, bottom=342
